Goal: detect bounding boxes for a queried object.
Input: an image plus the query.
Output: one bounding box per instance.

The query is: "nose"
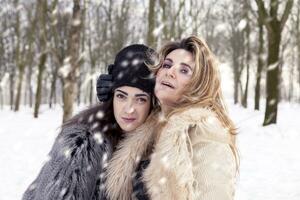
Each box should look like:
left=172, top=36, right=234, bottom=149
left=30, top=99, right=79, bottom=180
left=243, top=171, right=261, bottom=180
left=166, top=66, right=176, bottom=78
left=124, top=100, right=135, bottom=114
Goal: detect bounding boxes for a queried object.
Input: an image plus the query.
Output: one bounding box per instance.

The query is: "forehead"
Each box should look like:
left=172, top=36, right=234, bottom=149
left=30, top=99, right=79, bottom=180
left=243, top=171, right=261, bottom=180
left=114, top=86, right=149, bottom=96
left=166, top=49, right=195, bottom=66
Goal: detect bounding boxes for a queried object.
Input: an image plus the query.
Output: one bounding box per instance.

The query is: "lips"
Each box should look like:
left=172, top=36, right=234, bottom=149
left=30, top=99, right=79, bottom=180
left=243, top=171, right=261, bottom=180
left=121, top=117, right=136, bottom=123
left=161, top=81, right=175, bottom=89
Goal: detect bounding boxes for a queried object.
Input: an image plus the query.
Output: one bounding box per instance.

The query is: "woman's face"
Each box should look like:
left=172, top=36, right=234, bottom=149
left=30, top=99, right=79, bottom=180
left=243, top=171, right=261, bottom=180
left=113, top=86, right=151, bottom=132
left=155, top=49, right=195, bottom=106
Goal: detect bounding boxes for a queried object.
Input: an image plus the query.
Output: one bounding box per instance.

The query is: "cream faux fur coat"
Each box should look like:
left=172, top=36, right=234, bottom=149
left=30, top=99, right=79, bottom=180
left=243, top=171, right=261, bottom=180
left=143, top=106, right=237, bottom=200
left=105, top=107, right=236, bottom=200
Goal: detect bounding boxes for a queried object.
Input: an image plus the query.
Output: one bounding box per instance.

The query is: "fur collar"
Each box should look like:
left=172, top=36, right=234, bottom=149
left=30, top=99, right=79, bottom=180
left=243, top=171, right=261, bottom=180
left=167, top=106, right=231, bottom=144
left=104, top=112, right=157, bottom=200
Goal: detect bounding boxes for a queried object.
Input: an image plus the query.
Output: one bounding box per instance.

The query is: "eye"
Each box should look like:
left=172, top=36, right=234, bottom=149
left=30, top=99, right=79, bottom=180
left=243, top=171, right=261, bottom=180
left=115, top=93, right=126, bottom=100
left=180, top=67, right=189, bottom=74
left=136, top=97, right=148, bottom=104
left=162, top=63, right=171, bottom=68
left=180, top=66, right=192, bottom=75
left=180, top=69, right=188, bottom=74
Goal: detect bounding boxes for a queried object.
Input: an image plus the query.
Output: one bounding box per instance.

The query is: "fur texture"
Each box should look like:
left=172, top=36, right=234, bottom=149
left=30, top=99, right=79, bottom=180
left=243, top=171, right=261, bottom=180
left=22, top=124, right=113, bottom=200
left=143, top=107, right=236, bottom=200
left=104, top=113, right=156, bottom=200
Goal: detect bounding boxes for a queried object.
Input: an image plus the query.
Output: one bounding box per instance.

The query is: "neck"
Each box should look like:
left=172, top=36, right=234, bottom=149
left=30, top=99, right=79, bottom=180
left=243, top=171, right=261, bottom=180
left=160, top=104, right=173, bottom=116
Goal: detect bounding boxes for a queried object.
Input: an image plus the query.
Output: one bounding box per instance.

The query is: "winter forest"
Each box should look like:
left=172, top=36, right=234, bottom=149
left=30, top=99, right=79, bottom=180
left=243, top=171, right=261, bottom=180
left=0, top=0, right=300, bottom=199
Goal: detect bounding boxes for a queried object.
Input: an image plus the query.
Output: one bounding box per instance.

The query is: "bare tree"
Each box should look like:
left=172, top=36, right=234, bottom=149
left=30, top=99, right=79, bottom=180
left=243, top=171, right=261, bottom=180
left=223, top=1, right=246, bottom=104
left=255, top=0, right=294, bottom=125
left=13, top=0, right=24, bottom=111
left=49, top=0, right=70, bottom=109
left=15, top=2, right=37, bottom=111
left=147, top=0, right=156, bottom=47
left=296, top=0, right=300, bottom=102
left=34, top=0, right=48, bottom=118
left=241, top=0, right=251, bottom=108
left=254, top=14, right=265, bottom=110
left=61, top=0, right=82, bottom=122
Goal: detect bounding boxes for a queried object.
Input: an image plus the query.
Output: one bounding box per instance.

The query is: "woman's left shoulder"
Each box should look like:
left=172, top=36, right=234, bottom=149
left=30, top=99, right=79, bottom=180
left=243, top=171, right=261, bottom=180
left=169, top=107, right=218, bottom=126
left=169, top=107, right=230, bottom=143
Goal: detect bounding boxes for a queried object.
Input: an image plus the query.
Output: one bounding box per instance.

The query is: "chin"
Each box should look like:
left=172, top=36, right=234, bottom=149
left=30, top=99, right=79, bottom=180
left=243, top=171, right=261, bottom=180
left=156, top=92, right=168, bottom=101
left=120, top=124, right=137, bottom=132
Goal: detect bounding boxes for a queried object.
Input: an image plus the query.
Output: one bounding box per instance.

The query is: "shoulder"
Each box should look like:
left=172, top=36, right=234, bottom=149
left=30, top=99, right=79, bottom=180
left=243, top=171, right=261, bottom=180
left=167, top=107, right=230, bottom=144
left=51, top=123, right=114, bottom=161
left=22, top=123, right=116, bottom=200
left=169, top=107, right=217, bottom=124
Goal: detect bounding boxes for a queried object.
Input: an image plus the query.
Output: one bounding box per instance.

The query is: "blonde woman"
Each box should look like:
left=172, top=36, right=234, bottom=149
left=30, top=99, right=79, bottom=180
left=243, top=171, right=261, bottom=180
left=141, top=35, right=238, bottom=199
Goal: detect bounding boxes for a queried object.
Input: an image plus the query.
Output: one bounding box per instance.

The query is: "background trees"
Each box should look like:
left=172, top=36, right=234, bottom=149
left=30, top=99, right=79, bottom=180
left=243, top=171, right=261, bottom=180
left=0, top=0, right=298, bottom=125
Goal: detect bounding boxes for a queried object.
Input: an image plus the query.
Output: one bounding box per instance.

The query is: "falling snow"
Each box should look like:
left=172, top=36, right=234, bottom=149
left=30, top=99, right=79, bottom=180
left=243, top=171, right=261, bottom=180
left=0, top=102, right=300, bottom=199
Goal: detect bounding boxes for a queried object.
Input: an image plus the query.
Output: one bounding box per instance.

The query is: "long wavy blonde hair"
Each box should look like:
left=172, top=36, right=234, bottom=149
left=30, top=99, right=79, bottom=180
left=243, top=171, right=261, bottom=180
left=149, top=36, right=237, bottom=147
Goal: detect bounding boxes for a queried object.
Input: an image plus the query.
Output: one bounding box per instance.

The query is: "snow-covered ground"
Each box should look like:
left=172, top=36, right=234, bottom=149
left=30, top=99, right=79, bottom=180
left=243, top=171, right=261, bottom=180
left=0, top=102, right=300, bottom=200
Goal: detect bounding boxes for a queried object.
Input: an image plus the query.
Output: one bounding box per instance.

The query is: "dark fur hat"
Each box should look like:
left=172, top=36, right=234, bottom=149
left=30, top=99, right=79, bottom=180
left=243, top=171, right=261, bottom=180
left=111, top=44, right=155, bottom=94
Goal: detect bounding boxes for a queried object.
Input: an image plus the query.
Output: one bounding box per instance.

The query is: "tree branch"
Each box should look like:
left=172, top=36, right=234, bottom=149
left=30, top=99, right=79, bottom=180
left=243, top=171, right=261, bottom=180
left=255, top=0, right=272, bottom=32
left=280, top=0, right=294, bottom=31
left=270, top=0, right=278, bottom=18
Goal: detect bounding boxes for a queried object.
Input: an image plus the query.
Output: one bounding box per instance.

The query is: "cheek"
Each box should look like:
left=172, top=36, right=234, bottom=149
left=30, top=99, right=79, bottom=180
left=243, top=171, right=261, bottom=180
left=177, top=76, right=191, bottom=91
left=156, top=69, right=164, bottom=80
left=113, top=99, right=122, bottom=117
left=137, top=104, right=150, bottom=122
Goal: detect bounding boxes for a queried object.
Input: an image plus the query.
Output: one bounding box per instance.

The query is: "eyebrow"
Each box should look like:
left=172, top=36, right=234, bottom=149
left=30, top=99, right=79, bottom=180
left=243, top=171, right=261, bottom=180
left=115, top=89, right=128, bottom=95
left=165, top=58, right=193, bottom=71
left=135, top=94, right=149, bottom=98
left=115, top=89, right=150, bottom=98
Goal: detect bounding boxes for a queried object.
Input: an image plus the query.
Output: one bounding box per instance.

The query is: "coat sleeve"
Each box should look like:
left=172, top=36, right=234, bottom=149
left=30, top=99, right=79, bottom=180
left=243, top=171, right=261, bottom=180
left=190, top=123, right=236, bottom=200
left=22, top=124, right=113, bottom=200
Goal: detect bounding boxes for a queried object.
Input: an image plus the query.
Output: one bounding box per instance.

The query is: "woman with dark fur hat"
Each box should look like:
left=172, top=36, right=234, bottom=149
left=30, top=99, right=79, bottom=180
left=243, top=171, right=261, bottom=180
left=22, top=44, right=157, bottom=200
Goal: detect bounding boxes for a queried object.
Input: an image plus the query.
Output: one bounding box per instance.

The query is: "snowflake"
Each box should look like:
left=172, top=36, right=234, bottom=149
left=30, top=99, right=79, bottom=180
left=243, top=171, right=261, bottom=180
left=60, top=188, right=67, bottom=197
left=158, top=177, right=167, bottom=185
left=96, top=111, right=104, bottom=119
left=88, top=114, right=94, bottom=123
left=87, top=165, right=92, bottom=172
left=92, top=122, right=99, bottom=130
left=64, top=148, right=71, bottom=158
left=93, top=133, right=103, bottom=144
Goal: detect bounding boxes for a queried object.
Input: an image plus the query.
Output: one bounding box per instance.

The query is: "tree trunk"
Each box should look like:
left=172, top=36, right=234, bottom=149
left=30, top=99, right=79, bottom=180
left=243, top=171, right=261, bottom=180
left=263, top=28, right=281, bottom=125
left=233, top=54, right=239, bottom=104
left=9, top=71, right=15, bottom=110
left=62, top=0, right=81, bottom=123
left=77, top=0, right=86, bottom=107
left=242, top=16, right=250, bottom=108
left=49, top=61, right=59, bottom=108
left=0, top=87, right=3, bottom=109
left=14, top=65, right=25, bottom=111
left=89, top=79, right=93, bottom=105
left=77, top=76, right=81, bottom=106
left=34, top=0, right=48, bottom=118
left=147, top=0, right=155, bottom=47
left=242, top=61, right=250, bottom=108
left=48, top=0, right=60, bottom=109
left=288, top=53, right=294, bottom=101
left=13, top=0, right=21, bottom=111
left=255, top=18, right=264, bottom=110
left=28, top=63, right=33, bottom=107
left=34, top=53, right=47, bottom=118
left=297, top=1, right=300, bottom=102
left=255, top=0, right=294, bottom=125
left=159, top=0, right=168, bottom=41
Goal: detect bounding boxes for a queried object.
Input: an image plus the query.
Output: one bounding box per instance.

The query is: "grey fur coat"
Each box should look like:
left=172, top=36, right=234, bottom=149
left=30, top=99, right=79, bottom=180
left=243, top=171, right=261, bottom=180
left=22, top=123, right=114, bottom=200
